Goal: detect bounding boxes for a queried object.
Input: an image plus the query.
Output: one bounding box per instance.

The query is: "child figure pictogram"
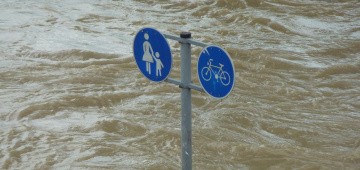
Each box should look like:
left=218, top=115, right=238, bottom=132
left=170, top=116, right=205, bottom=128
left=153, top=52, right=163, bottom=77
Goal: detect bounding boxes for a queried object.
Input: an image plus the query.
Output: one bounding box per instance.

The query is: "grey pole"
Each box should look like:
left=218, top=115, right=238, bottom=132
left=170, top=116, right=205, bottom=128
left=180, top=32, right=192, bottom=170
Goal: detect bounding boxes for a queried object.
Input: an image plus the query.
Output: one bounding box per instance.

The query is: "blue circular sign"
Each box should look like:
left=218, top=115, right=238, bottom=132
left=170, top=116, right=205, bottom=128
left=133, top=28, right=172, bottom=82
left=197, top=46, right=235, bottom=99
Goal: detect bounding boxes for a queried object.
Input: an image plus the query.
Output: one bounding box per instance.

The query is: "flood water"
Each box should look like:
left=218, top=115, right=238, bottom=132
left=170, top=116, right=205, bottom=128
left=0, top=0, right=359, bottom=169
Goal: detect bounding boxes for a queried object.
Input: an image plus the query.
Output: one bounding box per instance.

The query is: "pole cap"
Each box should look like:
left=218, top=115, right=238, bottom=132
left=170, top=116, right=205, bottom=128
left=180, top=32, right=191, bottom=39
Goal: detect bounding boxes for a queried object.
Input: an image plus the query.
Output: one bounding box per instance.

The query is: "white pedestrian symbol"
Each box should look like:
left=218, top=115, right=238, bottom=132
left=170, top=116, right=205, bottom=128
left=142, top=33, right=164, bottom=76
left=201, top=59, right=230, bottom=86
left=142, top=33, right=154, bottom=74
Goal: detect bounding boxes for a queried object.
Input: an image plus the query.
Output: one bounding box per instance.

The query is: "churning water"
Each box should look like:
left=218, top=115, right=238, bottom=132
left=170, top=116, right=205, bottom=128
left=0, top=0, right=359, bottom=169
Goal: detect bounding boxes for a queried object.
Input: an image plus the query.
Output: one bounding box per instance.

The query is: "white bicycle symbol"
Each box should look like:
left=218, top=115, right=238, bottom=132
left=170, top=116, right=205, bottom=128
left=201, top=59, right=230, bottom=86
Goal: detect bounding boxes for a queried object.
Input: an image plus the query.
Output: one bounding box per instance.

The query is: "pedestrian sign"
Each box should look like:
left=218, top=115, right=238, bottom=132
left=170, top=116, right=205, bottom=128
left=133, top=27, right=172, bottom=82
left=197, top=45, right=235, bottom=99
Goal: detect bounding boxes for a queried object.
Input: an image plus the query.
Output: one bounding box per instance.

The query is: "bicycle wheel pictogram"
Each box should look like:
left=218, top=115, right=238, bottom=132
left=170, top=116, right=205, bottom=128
left=220, top=71, right=230, bottom=86
left=201, top=67, right=212, bottom=81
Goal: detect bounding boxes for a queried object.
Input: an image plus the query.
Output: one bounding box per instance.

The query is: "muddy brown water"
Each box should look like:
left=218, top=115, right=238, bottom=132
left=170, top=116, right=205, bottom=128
left=0, top=0, right=359, bottom=169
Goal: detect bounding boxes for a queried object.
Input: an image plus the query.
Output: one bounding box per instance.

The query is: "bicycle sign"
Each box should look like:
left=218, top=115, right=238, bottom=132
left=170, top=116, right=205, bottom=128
left=201, top=59, right=231, bottom=86
left=197, top=45, right=235, bottom=99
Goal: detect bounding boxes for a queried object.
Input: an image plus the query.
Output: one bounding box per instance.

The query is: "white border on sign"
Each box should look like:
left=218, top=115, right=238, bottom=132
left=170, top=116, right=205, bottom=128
left=197, top=45, right=236, bottom=99
left=132, top=27, right=173, bottom=83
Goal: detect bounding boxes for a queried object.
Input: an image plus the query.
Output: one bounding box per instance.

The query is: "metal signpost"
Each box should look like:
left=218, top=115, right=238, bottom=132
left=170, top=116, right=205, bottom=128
left=133, top=28, right=235, bottom=170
